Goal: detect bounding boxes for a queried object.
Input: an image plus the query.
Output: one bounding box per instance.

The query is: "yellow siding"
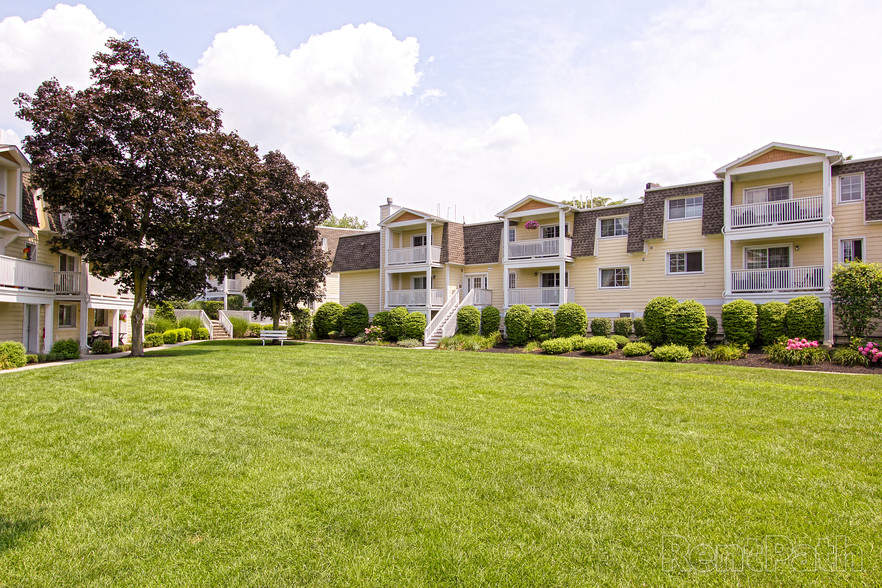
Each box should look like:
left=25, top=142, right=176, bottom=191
left=392, top=225, right=442, bottom=248
left=732, top=171, right=823, bottom=206
left=510, top=212, right=574, bottom=242
left=339, top=270, right=381, bottom=315
left=0, top=302, right=23, bottom=341
left=462, top=264, right=504, bottom=308
left=323, top=272, right=340, bottom=303
left=831, top=191, right=882, bottom=263
left=730, top=235, right=823, bottom=270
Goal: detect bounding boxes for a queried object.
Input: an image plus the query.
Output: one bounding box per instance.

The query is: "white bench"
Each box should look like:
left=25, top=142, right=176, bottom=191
left=259, top=330, right=288, bottom=346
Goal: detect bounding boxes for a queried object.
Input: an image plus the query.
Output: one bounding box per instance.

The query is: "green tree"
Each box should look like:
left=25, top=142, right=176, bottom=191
left=16, top=38, right=262, bottom=356
left=242, top=151, right=331, bottom=329
left=560, top=195, right=627, bottom=208
left=323, top=213, right=369, bottom=229
left=832, top=261, right=882, bottom=339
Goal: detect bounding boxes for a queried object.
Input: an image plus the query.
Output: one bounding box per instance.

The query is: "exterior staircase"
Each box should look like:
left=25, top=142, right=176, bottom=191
left=424, top=304, right=459, bottom=347
left=210, top=320, right=230, bottom=340
left=424, top=289, right=479, bottom=347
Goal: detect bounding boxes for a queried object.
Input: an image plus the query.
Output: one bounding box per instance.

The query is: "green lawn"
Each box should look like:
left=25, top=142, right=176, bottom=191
left=0, top=341, right=880, bottom=586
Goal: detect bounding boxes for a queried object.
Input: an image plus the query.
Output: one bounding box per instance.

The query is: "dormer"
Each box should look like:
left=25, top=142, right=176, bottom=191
left=379, top=207, right=448, bottom=267
left=496, top=196, right=575, bottom=262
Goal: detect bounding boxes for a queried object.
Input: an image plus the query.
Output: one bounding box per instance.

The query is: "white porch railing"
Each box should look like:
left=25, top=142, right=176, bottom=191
left=730, top=195, right=823, bottom=229
left=54, top=270, right=81, bottom=294
left=508, top=237, right=572, bottom=259
left=386, top=245, right=442, bottom=265
left=471, top=288, right=492, bottom=307
left=207, top=278, right=242, bottom=293
left=387, top=288, right=446, bottom=307
left=731, top=266, right=825, bottom=293
left=87, top=274, right=132, bottom=299
left=424, top=289, right=463, bottom=343
left=0, top=255, right=54, bottom=291
left=509, top=287, right=574, bottom=306
left=218, top=309, right=238, bottom=338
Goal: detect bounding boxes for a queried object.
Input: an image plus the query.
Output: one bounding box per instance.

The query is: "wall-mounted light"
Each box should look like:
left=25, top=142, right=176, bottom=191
left=794, top=245, right=800, bottom=251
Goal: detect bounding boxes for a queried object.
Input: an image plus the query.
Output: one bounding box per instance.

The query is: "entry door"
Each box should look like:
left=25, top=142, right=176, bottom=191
left=464, top=275, right=487, bottom=293
left=24, top=304, right=40, bottom=353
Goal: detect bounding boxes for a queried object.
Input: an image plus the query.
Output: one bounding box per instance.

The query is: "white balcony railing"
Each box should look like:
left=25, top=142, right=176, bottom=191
left=0, top=255, right=54, bottom=291
left=508, top=287, right=574, bottom=306
left=54, top=270, right=81, bottom=294
left=386, top=245, right=442, bottom=266
left=471, top=288, right=493, bottom=307
left=731, top=266, right=825, bottom=293
left=508, top=237, right=572, bottom=260
left=207, top=278, right=242, bottom=293
left=387, top=288, right=446, bottom=307
left=87, top=274, right=132, bottom=299
left=730, top=195, right=823, bottom=229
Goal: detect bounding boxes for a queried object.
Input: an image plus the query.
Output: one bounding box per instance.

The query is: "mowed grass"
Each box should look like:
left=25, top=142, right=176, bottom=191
left=0, top=341, right=880, bottom=586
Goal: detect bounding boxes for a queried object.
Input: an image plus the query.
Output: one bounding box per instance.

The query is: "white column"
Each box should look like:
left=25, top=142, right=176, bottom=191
left=426, top=220, right=433, bottom=263
left=822, top=159, right=832, bottom=223
left=723, top=171, right=732, bottom=232
left=43, top=303, right=54, bottom=354
left=724, top=236, right=733, bottom=297
left=558, top=259, right=566, bottom=305
left=112, top=309, right=121, bottom=347
left=503, top=265, right=510, bottom=308
left=425, top=266, right=431, bottom=308
left=502, top=217, right=509, bottom=263
left=558, top=209, right=565, bottom=258
left=823, top=227, right=833, bottom=292
left=385, top=272, right=391, bottom=309
left=823, top=298, right=834, bottom=346
left=79, top=300, right=89, bottom=350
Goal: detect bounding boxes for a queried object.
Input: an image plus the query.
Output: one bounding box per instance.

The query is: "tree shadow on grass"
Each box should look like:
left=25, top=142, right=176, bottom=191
left=0, top=517, right=47, bottom=553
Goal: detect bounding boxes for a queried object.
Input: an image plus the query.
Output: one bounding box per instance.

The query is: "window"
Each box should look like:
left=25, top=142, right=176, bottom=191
left=58, top=304, right=76, bottom=328
left=412, top=234, right=427, bottom=247
left=94, top=309, right=108, bottom=327
left=508, top=271, right=517, bottom=289
left=839, top=175, right=864, bottom=203
left=59, top=253, right=77, bottom=272
left=599, top=267, right=630, bottom=289
left=668, top=251, right=703, bottom=274
left=600, top=217, right=628, bottom=238
left=840, top=238, right=864, bottom=262
left=321, top=237, right=328, bottom=251
left=412, top=276, right=427, bottom=290
left=0, top=193, right=5, bottom=212
left=746, top=246, right=790, bottom=269
left=744, top=185, right=790, bottom=204
left=668, top=196, right=703, bottom=220
left=540, top=272, right=569, bottom=288
left=540, top=224, right=569, bottom=239
left=508, top=227, right=516, bottom=242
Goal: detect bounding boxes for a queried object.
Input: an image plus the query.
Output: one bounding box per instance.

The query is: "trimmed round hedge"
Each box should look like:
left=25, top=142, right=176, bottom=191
left=457, top=305, right=481, bottom=335
left=785, top=295, right=824, bottom=342
left=633, top=317, right=646, bottom=338
left=481, top=306, right=501, bottom=335
left=504, top=305, right=532, bottom=346
left=0, top=341, right=27, bottom=369
left=590, top=317, right=612, bottom=337
left=705, top=315, right=718, bottom=344
left=643, top=296, right=678, bottom=345
left=531, top=308, right=555, bottom=341
left=721, top=299, right=757, bottom=346
left=757, top=301, right=787, bottom=345
left=622, top=341, right=652, bottom=357
left=386, top=307, right=409, bottom=340
left=583, top=336, right=617, bottom=355
left=666, top=300, right=707, bottom=349
left=404, top=311, right=427, bottom=341
left=341, top=302, right=370, bottom=337
left=613, top=317, right=633, bottom=337
left=313, top=302, right=344, bottom=338
left=541, top=337, right=573, bottom=354
left=554, top=303, right=587, bottom=338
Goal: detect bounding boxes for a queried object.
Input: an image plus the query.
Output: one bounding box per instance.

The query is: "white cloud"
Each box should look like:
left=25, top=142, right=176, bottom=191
left=0, top=128, right=21, bottom=145
left=0, top=4, right=118, bottom=139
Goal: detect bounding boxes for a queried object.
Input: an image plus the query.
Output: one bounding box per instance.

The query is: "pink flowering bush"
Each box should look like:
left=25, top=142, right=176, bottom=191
left=524, top=220, right=539, bottom=230
left=858, top=341, right=882, bottom=364
left=765, top=337, right=828, bottom=366
left=363, top=325, right=384, bottom=342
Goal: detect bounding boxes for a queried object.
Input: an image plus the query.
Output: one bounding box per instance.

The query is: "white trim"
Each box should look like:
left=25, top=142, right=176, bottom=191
left=838, top=236, right=866, bottom=263
left=411, top=233, right=428, bottom=247
left=666, top=195, right=704, bottom=222
left=538, top=270, right=569, bottom=288
left=646, top=179, right=724, bottom=193
left=837, top=172, right=864, bottom=204
left=741, top=182, right=792, bottom=205
left=598, top=215, right=629, bottom=238
left=463, top=272, right=488, bottom=292
left=598, top=266, right=631, bottom=289
left=665, top=249, right=705, bottom=275
left=58, top=303, right=76, bottom=328
left=714, top=142, right=841, bottom=176
left=742, top=243, right=793, bottom=269
left=538, top=222, right=569, bottom=239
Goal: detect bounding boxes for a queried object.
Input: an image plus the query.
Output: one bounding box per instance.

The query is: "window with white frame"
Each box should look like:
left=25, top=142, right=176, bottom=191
left=94, top=308, right=108, bottom=327
left=59, top=252, right=77, bottom=272
left=667, top=251, right=703, bottom=274
left=508, top=227, right=516, bottom=242
left=508, top=271, right=517, bottom=289
left=744, top=185, right=790, bottom=203
left=839, top=174, right=864, bottom=203
left=599, top=267, right=630, bottom=288
left=540, top=224, right=569, bottom=239
left=412, top=276, right=427, bottom=290
left=746, top=246, right=790, bottom=269
left=600, top=216, right=628, bottom=238
left=840, top=238, right=864, bottom=262
left=321, top=237, right=328, bottom=251
left=539, top=272, right=569, bottom=288
left=58, top=304, right=76, bottom=328
left=668, top=196, right=703, bottom=220
left=0, top=193, right=6, bottom=212
left=412, top=234, right=427, bottom=247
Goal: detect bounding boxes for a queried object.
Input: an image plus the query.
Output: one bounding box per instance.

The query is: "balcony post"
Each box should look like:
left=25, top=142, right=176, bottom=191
left=823, top=226, right=833, bottom=293
left=79, top=299, right=89, bottom=351
left=113, top=309, right=121, bottom=347
left=558, top=209, right=565, bottom=260
left=559, top=259, right=565, bottom=307
left=503, top=265, right=510, bottom=308
left=724, top=235, right=732, bottom=296
left=822, top=159, right=832, bottom=223
left=502, top=217, right=509, bottom=263
left=426, top=220, right=432, bottom=263
left=43, top=302, right=54, bottom=354
left=426, top=265, right=431, bottom=307
left=723, top=172, right=732, bottom=232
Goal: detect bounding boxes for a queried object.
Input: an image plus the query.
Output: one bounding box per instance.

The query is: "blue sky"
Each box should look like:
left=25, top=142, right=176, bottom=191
left=2, top=1, right=881, bottom=225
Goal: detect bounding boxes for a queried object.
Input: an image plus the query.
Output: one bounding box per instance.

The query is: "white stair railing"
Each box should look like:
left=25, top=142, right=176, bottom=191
left=218, top=310, right=235, bottom=338
left=424, top=290, right=461, bottom=343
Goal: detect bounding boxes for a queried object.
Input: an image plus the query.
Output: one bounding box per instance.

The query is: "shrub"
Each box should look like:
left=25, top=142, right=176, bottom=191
left=785, top=296, right=824, bottom=342
left=396, top=338, right=423, bottom=348
left=765, top=338, right=827, bottom=366
left=610, top=334, right=629, bottom=349
left=622, top=341, right=652, bottom=357
left=404, top=312, right=427, bottom=341
left=541, top=337, right=573, bottom=354
left=590, top=317, right=612, bottom=337
left=554, top=303, right=587, bottom=337
left=691, top=344, right=710, bottom=358
left=228, top=316, right=249, bottom=338
left=371, top=311, right=391, bottom=332
left=91, top=340, right=112, bottom=355
left=26, top=354, right=38, bottom=364
left=362, top=325, right=384, bottom=343
left=613, top=317, right=633, bottom=337
left=385, top=307, right=409, bottom=341
left=531, top=308, right=556, bottom=341
left=457, top=305, right=481, bottom=335
left=481, top=306, right=501, bottom=335
left=227, top=294, right=245, bottom=310
left=857, top=341, right=882, bottom=364
left=154, top=301, right=178, bottom=323
left=179, top=328, right=192, bottom=341
left=313, top=302, right=344, bottom=338
left=831, top=261, right=882, bottom=339
left=288, top=308, right=312, bottom=339
left=0, top=341, right=27, bottom=369
left=504, top=305, right=532, bottom=346
left=438, top=333, right=500, bottom=351
left=522, top=341, right=542, bottom=353
left=46, top=352, right=66, bottom=362
left=721, top=299, right=757, bottom=346
left=756, top=302, right=788, bottom=346
left=194, top=300, right=224, bottom=320
left=705, top=315, right=718, bottom=344
left=567, top=335, right=589, bottom=351
left=144, top=321, right=156, bottom=335
left=341, top=302, right=370, bottom=337
left=666, top=300, right=707, bottom=349
left=708, top=343, right=748, bottom=361
left=651, top=344, right=692, bottom=362
left=145, top=333, right=165, bottom=348
left=831, top=347, right=869, bottom=367
left=163, top=330, right=178, bottom=344
left=177, top=316, right=203, bottom=334
left=633, top=317, right=646, bottom=338
left=643, top=297, right=678, bottom=345
left=50, top=339, right=80, bottom=360
left=583, top=336, right=617, bottom=355
left=194, top=327, right=209, bottom=340
left=147, top=317, right=176, bottom=334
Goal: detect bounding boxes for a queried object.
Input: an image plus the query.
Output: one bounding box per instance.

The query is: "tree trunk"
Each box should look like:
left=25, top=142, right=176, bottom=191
left=272, top=296, right=281, bottom=330
left=130, top=270, right=149, bottom=357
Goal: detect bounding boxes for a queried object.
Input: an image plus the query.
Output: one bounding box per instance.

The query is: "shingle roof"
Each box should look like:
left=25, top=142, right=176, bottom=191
left=642, top=181, right=724, bottom=238
left=21, top=184, right=39, bottom=227
left=318, top=226, right=368, bottom=259
left=571, top=203, right=645, bottom=256
left=330, top=231, right=380, bottom=272
left=441, top=222, right=465, bottom=264
left=463, top=222, right=502, bottom=264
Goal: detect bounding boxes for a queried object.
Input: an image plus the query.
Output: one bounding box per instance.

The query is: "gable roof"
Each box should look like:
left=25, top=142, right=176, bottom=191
left=330, top=231, right=380, bottom=272
left=496, top=195, right=575, bottom=217
left=714, top=142, right=841, bottom=177
left=0, top=145, right=30, bottom=170
left=379, top=207, right=447, bottom=226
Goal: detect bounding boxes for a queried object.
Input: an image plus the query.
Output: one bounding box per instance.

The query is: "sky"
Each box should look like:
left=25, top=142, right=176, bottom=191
left=2, top=1, right=881, bottom=226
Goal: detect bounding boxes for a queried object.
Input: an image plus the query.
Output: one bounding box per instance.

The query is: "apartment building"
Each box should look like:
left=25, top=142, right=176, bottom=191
left=330, top=143, right=882, bottom=345
left=0, top=145, right=135, bottom=353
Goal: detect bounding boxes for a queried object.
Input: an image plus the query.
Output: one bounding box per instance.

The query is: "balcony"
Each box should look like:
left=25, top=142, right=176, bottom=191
left=730, top=195, right=823, bottom=229
left=386, top=245, right=442, bottom=266
left=0, top=256, right=54, bottom=291
left=731, top=266, right=824, bottom=294
left=387, top=288, right=446, bottom=308
left=471, top=288, right=493, bottom=307
left=87, top=274, right=132, bottom=299
left=54, top=270, right=81, bottom=294
left=508, top=287, right=574, bottom=306
left=508, top=237, right=572, bottom=260
left=207, top=277, right=242, bottom=293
